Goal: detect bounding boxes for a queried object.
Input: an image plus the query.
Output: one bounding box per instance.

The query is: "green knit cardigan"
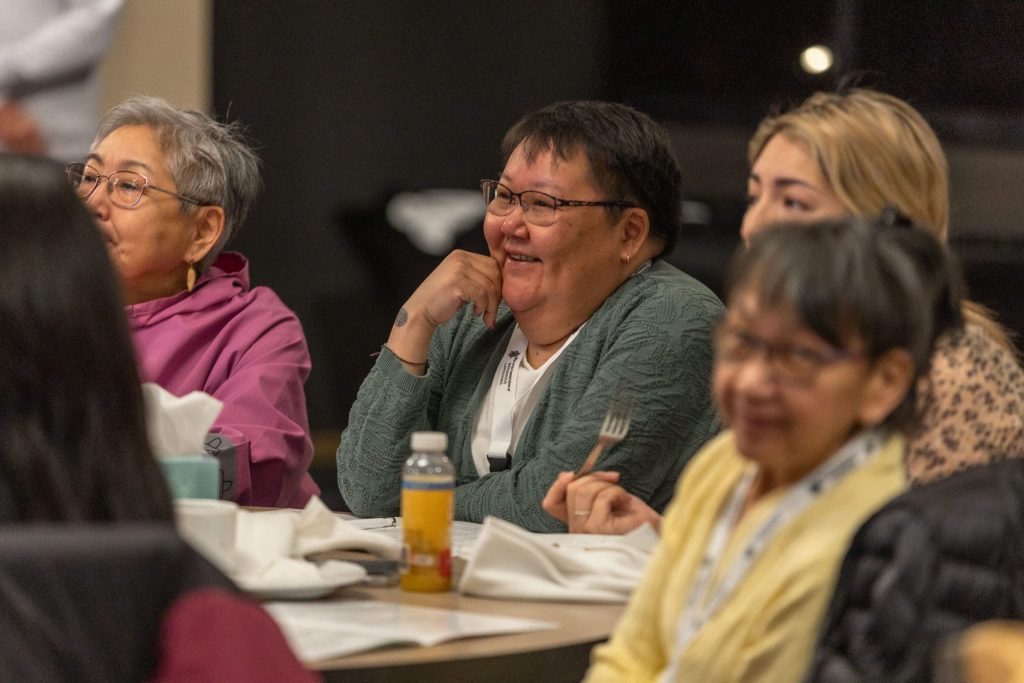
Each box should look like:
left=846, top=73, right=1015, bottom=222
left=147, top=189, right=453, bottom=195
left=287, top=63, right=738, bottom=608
left=337, top=259, right=724, bottom=532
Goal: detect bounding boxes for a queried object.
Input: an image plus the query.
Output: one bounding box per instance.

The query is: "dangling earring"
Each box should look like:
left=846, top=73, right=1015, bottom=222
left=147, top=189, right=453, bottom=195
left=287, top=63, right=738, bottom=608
left=186, top=262, right=197, bottom=292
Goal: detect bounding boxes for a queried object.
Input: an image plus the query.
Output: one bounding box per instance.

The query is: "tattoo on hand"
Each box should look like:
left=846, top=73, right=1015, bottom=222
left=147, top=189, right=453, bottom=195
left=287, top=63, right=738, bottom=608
left=395, top=307, right=409, bottom=327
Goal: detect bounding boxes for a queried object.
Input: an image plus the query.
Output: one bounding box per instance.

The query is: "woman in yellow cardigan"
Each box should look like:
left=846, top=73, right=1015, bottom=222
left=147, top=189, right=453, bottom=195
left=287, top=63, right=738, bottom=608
left=583, top=219, right=962, bottom=682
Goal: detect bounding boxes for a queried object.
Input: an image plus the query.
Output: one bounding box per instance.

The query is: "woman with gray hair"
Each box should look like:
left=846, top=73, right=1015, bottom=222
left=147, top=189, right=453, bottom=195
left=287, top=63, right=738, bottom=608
left=68, top=95, right=317, bottom=508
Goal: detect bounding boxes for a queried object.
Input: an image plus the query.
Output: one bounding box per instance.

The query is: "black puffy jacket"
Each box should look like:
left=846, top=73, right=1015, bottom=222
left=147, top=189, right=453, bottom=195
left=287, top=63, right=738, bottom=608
left=807, top=457, right=1024, bottom=682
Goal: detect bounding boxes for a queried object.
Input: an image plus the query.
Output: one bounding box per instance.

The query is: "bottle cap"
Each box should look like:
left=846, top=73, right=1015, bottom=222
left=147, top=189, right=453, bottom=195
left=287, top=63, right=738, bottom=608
left=411, top=431, right=448, bottom=451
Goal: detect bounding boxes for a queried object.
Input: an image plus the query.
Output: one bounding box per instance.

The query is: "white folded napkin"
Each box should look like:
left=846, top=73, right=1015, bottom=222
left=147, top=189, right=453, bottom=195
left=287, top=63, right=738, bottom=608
left=458, top=516, right=659, bottom=603
left=232, top=497, right=402, bottom=588
left=142, top=383, right=223, bottom=457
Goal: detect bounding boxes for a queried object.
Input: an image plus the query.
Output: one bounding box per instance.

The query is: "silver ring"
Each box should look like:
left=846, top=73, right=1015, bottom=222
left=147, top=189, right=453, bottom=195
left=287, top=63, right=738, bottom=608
left=573, top=510, right=592, bottom=516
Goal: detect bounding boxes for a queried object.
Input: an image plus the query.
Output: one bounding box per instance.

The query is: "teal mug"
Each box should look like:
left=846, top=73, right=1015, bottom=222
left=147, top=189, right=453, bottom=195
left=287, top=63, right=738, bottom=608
left=160, top=455, right=220, bottom=500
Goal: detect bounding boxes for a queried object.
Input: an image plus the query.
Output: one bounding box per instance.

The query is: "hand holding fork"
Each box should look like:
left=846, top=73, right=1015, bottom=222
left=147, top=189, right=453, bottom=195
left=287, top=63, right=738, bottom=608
left=575, top=389, right=635, bottom=479
left=541, top=389, right=636, bottom=530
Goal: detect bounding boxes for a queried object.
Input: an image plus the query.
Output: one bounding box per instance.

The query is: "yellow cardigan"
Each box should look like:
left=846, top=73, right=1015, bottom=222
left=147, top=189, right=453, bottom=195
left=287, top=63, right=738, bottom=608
left=586, top=430, right=906, bottom=683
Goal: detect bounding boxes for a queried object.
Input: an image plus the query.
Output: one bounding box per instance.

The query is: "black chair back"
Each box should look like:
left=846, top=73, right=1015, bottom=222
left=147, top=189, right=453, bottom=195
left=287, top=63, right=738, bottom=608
left=0, top=523, right=234, bottom=682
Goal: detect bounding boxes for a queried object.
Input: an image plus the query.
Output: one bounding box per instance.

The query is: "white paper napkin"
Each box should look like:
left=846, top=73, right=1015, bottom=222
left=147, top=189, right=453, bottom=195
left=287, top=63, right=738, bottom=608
left=232, top=497, right=402, bottom=589
left=458, top=516, right=659, bottom=603
left=142, top=383, right=223, bottom=457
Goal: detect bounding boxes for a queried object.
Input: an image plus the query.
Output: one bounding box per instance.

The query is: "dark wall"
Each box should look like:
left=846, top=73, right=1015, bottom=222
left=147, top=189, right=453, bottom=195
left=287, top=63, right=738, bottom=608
left=213, top=1, right=609, bottom=429
left=605, top=1, right=835, bottom=125
left=213, top=1, right=1024, bottom=438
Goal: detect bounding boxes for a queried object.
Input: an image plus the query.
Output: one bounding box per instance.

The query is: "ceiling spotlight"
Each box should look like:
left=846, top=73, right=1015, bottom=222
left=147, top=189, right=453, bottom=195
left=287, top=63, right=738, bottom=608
left=800, top=45, right=834, bottom=75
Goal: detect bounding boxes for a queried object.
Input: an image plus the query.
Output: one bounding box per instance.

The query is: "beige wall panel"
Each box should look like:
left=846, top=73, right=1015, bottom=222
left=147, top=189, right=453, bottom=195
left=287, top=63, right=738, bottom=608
left=99, top=0, right=211, bottom=114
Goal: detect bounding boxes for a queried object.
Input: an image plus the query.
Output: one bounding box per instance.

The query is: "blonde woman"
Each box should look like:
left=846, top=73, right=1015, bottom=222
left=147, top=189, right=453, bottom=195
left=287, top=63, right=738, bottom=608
left=742, top=88, right=1022, bottom=485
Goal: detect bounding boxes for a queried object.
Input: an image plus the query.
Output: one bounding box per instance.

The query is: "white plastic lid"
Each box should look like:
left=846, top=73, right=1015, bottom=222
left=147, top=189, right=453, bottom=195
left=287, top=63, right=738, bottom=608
left=411, top=431, right=448, bottom=451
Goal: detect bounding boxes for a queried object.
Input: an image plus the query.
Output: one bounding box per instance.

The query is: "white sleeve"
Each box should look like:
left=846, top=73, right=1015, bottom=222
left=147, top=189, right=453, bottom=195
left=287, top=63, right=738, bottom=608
left=0, top=0, right=125, bottom=95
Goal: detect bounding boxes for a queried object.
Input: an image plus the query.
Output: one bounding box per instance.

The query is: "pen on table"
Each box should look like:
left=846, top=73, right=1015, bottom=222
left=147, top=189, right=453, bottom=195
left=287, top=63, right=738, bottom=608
left=356, top=517, right=399, bottom=531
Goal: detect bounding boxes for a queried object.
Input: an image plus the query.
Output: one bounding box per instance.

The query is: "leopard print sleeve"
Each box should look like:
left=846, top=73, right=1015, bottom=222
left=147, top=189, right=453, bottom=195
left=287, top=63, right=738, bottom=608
left=906, top=325, right=1024, bottom=485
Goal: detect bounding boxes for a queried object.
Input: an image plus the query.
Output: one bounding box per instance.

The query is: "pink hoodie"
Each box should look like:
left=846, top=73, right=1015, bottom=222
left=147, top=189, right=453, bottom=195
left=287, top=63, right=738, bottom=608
left=128, top=252, right=318, bottom=507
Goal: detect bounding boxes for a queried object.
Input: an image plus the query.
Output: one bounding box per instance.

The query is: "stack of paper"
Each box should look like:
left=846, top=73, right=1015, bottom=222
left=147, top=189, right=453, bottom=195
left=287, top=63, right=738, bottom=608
left=264, top=600, right=555, bottom=662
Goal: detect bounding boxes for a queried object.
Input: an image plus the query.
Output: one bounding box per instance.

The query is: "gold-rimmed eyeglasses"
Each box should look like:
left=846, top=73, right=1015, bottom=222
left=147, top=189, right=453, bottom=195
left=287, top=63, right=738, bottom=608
left=480, top=179, right=638, bottom=227
left=66, top=162, right=210, bottom=209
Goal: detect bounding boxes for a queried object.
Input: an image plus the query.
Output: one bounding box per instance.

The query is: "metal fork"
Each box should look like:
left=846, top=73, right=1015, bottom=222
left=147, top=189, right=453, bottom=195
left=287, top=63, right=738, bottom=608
left=574, top=389, right=635, bottom=478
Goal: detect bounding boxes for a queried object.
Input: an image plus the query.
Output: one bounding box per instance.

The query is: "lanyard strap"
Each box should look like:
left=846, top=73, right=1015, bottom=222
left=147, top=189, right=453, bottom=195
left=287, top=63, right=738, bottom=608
left=483, top=262, right=648, bottom=470
left=485, top=325, right=530, bottom=464
left=657, top=428, right=885, bottom=682
left=484, top=324, right=582, bottom=469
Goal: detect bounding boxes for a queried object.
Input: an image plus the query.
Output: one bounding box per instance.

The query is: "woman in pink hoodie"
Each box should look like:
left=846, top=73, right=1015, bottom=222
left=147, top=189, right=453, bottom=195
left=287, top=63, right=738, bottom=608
left=68, top=95, right=318, bottom=507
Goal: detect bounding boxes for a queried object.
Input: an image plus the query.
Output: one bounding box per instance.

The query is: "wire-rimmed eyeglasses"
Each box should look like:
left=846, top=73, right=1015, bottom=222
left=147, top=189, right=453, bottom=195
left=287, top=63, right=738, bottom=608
left=714, top=326, right=863, bottom=383
left=66, top=162, right=210, bottom=209
left=480, top=179, right=638, bottom=227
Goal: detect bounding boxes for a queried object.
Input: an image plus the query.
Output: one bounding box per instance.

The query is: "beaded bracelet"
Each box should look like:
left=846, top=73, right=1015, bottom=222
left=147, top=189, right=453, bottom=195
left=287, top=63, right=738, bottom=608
left=371, top=345, right=427, bottom=367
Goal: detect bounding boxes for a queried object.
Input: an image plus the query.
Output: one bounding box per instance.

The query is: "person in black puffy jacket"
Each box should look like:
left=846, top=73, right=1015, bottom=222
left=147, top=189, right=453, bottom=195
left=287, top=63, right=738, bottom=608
left=808, top=457, right=1024, bottom=682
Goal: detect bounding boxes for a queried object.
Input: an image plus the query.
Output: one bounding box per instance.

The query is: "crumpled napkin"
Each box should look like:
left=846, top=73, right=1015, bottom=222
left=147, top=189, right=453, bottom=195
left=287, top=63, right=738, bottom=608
left=232, top=497, right=401, bottom=588
left=458, top=516, right=659, bottom=603
left=142, top=383, right=223, bottom=457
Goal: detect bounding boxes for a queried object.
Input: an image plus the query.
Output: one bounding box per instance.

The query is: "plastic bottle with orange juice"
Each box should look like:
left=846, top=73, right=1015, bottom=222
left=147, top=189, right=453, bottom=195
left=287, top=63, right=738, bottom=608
left=400, top=431, right=454, bottom=592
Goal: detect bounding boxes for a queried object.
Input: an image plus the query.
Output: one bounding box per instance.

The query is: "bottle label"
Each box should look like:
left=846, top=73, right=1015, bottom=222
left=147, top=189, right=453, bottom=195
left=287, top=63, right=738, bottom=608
left=402, top=547, right=452, bottom=577
left=438, top=548, right=451, bottom=577
left=402, top=480, right=454, bottom=491
left=408, top=550, right=438, bottom=568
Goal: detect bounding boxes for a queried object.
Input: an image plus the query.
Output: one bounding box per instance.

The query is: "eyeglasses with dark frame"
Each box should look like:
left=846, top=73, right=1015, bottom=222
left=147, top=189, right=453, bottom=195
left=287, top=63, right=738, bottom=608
left=480, top=179, right=638, bottom=227
left=66, top=162, right=210, bottom=209
left=714, top=325, right=863, bottom=382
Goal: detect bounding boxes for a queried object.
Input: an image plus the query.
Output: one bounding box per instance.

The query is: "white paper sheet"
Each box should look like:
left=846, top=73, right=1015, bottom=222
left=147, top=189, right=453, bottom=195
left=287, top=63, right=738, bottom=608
left=264, top=600, right=555, bottom=662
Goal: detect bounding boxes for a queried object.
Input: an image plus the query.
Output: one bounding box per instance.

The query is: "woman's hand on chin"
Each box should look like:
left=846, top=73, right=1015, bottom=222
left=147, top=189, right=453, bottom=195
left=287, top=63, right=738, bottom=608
left=385, top=250, right=502, bottom=375
left=543, top=470, right=662, bottom=535
left=406, top=250, right=503, bottom=331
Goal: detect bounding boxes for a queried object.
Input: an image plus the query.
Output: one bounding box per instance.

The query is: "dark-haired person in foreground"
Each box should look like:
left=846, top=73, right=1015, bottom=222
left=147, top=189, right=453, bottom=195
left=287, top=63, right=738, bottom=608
left=337, top=100, right=723, bottom=531
left=0, top=154, right=317, bottom=681
left=0, top=153, right=172, bottom=522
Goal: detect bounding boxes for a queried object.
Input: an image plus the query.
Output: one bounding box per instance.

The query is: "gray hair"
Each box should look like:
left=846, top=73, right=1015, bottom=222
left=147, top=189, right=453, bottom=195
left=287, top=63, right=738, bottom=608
left=94, top=95, right=262, bottom=270
left=727, top=218, right=964, bottom=430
